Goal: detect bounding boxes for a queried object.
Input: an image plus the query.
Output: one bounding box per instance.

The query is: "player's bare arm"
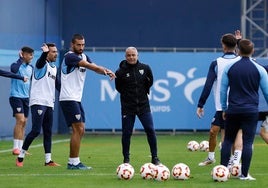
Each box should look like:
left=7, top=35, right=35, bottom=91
left=78, top=60, right=116, bottom=80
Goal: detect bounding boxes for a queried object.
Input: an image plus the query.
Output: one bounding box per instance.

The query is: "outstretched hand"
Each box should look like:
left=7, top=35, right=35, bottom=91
left=104, top=69, right=116, bottom=80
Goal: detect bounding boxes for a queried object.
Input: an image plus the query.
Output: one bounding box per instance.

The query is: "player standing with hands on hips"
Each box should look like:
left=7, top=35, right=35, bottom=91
left=115, top=47, right=160, bottom=165
left=59, top=34, right=115, bottom=170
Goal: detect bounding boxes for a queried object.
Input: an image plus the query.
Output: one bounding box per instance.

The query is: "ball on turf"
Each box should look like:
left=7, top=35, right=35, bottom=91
left=140, top=163, right=157, bottom=180
left=187, top=140, right=199, bottom=151
left=199, top=140, right=209, bottom=152
left=172, top=163, right=190, bottom=180
left=116, top=163, right=135, bottom=180
left=154, top=164, right=170, bottom=181
left=211, top=165, right=230, bottom=182
left=230, top=164, right=241, bottom=178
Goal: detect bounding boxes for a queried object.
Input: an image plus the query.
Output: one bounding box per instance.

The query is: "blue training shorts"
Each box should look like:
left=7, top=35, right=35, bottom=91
left=211, top=111, right=225, bottom=129
left=9, top=97, right=29, bottom=117
left=60, top=101, right=85, bottom=127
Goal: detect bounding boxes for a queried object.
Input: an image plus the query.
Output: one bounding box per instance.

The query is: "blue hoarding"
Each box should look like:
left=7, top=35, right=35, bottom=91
left=82, top=52, right=222, bottom=130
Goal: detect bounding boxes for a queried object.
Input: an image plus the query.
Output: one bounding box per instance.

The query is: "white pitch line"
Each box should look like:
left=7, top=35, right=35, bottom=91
left=1, top=172, right=268, bottom=177
left=0, top=139, right=70, bottom=153
left=0, top=173, right=114, bottom=177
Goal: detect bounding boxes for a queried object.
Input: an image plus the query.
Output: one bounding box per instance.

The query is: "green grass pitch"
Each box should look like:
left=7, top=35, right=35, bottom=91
left=0, top=133, right=267, bottom=188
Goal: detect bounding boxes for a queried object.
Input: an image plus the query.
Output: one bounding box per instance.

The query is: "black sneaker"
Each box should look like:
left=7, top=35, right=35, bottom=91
left=151, top=157, right=161, bottom=165
left=123, top=157, right=130, bottom=163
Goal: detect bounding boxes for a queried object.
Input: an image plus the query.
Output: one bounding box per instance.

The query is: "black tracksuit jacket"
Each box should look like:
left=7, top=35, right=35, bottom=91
left=115, top=60, right=153, bottom=115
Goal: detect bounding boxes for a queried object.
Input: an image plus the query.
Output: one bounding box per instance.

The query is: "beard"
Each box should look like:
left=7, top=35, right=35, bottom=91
left=73, top=48, right=83, bottom=54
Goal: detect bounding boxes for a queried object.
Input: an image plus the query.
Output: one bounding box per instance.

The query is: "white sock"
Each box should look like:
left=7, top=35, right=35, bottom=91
left=69, top=157, right=80, bottom=165
left=45, top=153, right=52, bottom=163
left=18, top=140, right=23, bottom=150
left=18, top=149, right=27, bottom=158
left=208, top=152, right=215, bottom=160
left=13, top=139, right=19, bottom=149
left=233, top=150, right=242, bottom=165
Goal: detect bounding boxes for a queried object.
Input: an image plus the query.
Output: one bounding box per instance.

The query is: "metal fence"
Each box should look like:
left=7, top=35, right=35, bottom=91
left=84, top=47, right=268, bottom=57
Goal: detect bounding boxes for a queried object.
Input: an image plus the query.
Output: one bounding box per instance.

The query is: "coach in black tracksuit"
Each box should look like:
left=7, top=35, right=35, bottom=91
left=115, top=46, right=160, bottom=165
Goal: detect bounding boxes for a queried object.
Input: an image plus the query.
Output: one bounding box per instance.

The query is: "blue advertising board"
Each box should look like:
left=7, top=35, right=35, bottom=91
left=82, top=52, right=223, bottom=130
left=1, top=50, right=267, bottom=136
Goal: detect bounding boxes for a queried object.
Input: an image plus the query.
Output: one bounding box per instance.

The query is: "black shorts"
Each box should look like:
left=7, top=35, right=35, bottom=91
left=258, top=111, right=268, bottom=121
left=9, top=97, right=29, bottom=117
left=211, top=111, right=225, bottom=129
left=60, top=101, right=85, bottom=127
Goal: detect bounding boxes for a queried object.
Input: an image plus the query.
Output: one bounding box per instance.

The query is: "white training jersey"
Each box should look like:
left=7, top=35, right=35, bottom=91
left=29, top=62, right=57, bottom=107
left=59, top=52, right=87, bottom=102
left=213, top=55, right=241, bottom=111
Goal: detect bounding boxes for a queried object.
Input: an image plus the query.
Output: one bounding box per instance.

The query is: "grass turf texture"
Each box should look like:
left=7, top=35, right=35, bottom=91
left=0, top=133, right=267, bottom=188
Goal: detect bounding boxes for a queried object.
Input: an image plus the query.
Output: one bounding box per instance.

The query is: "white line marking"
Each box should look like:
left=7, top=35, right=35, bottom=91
left=0, top=139, right=70, bottom=153
left=0, top=173, right=113, bottom=177
left=0, top=172, right=267, bottom=177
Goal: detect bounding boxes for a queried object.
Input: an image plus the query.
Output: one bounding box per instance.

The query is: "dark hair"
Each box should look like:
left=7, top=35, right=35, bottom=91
left=71, top=34, right=84, bottom=43
left=221, top=34, right=237, bottom=48
left=46, top=43, right=56, bottom=48
left=238, top=39, right=254, bottom=55
left=21, top=46, right=34, bottom=53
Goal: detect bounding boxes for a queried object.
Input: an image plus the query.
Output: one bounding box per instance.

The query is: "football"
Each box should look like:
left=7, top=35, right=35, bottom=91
left=154, top=164, right=170, bottom=181
left=172, top=163, right=190, bottom=180
left=199, top=140, right=209, bottom=152
left=230, top=164, right=241, bottom=178
left=140, top=163, right=157, bottom=180
left=211, top=165, right=230, bottom=182
left=187, top=140, right=200, bottom=151
left=116, top=163, right=135, bottom=180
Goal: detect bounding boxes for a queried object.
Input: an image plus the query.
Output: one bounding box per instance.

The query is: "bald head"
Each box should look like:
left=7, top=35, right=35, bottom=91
left=125, top=47, right=138, bottom=65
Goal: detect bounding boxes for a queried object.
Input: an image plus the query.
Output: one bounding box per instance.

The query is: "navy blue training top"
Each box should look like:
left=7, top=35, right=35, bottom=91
left=221, top=57, right=268, bottom=113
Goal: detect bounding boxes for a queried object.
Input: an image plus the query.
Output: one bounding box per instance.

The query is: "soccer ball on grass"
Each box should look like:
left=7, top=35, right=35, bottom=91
left=199, top=140, right=209, bottom=152
left=154, top=164, right=170, bottom=181
left=140, top=163, right=157, bottom=180
left=211, top=165, right=230, bottom=182
left=116, top=163, right=135, bottom=180
left=230, top=164, right=242, bottom=178
left=172, top=163, right=190, bottom=180
left=187, top=140, right=199, bottom=151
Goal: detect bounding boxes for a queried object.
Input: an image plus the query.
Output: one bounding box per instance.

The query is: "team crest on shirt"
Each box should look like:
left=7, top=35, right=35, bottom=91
left=16, top=108, right=22, bottom=113
left=79, top=67, right=86, bottom=72
left=37, top=110, right=43, bottom=115
left=75, top=114, right=81, bottom=120
left=139, top=69, right=144, bottom=75
left=211, top=117, right=215, bottom=123
left=126, top=73, right=130, bottom=77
